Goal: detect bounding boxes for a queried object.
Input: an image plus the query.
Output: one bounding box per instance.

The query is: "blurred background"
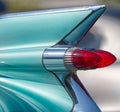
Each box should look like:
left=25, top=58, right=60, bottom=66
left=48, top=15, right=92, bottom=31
left=0, top=0, right=120, bottom=112
left=0, top=0, right=119, bottom=12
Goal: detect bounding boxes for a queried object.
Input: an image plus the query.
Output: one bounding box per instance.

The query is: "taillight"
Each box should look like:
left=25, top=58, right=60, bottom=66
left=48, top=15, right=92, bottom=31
left=65, top=48, right=116, bottom=70
left=93, top=50, right=116, bottom=68
left=44, top=47, right=116, bottom=72
left=72, top=49, right=102, bottom=69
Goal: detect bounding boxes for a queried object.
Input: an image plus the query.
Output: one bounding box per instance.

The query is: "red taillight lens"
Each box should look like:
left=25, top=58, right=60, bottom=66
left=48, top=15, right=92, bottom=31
left=93, top=50, right=116, bottom=68
left=69, top=49, right=116, bottom=70
left=72, top=49, right=102, bottom=69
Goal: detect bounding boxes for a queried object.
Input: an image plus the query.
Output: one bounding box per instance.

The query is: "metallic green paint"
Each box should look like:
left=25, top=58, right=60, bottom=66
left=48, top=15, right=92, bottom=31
left=0, top=46, right=73, bottom=112
left=64, top=7, right=105, bottom=44
left=0, top=77, right=73, bottom=112
left=0, top=8, right=91, bottom=112
left=0, top=10, right=91, bottom=48
left=0, top=6, right=105, bottom=112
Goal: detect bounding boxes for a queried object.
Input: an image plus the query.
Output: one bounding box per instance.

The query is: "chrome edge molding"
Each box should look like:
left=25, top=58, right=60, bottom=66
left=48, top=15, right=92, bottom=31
left=43, top=46, right=69, bottom=73
left=0, top=5, right=105, bottom=19
left=64, top=47, right=78, bottom=72
left=66, top=74, right=101, bottom=112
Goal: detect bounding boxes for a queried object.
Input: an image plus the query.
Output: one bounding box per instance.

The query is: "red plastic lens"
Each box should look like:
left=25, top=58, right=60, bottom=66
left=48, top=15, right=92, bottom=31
left=93, top=50, right=116, bottom=68
left=71, top=49, right=116, bottom=69
left=72, top=49, right=102, bottom=69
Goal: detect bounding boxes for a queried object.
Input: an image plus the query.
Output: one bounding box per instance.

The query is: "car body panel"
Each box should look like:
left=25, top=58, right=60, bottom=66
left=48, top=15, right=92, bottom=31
left=64, top=7, right=105, bottom=45
left=0, top=5, right=106, bottom=112
left=0, top=76, right=73, bottom=112
left=0, top=9, right=91, bottom=48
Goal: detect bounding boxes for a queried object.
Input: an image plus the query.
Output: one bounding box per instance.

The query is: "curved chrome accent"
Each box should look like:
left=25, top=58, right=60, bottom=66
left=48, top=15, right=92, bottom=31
left=0, top=5, right=105, bottom=19
left=64, top=47, right=78, bottom=72
left=66, top=74, right=101, bottom=112
left=43, top=46, right=70, bottom=73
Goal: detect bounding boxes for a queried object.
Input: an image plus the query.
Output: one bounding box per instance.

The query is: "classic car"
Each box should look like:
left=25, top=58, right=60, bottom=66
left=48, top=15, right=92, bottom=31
left=0, top=4, right=116, bottom=112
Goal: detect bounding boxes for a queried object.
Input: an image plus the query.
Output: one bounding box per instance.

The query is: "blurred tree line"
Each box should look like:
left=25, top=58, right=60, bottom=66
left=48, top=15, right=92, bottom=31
left=6, top=0, right=42, bottom=12
left=102, top=0, right=120, bottom=6
left=3, top=0, right=120, bottom=13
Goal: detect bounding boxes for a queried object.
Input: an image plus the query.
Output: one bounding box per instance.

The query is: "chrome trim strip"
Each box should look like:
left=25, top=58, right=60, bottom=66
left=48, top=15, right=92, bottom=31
left=0, top=5, right=105, bottom=19
left=43, top=46, right=69, bottom=73
left=64, top=47, right=77, bottom=72
left=66, top=74, right=101, bottom=112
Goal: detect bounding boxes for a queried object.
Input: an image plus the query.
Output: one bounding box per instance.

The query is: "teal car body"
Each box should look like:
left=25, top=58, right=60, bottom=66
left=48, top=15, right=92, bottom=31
left=0, top=5, right=108, bottom=112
